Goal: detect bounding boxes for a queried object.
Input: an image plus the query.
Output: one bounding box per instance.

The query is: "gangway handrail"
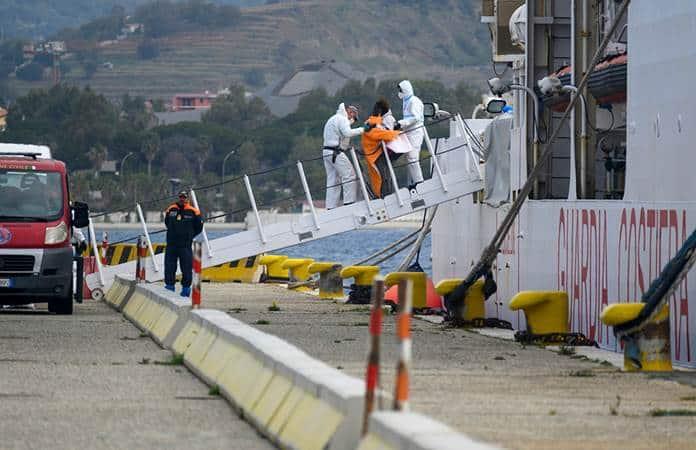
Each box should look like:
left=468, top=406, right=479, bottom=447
left=86, top=129, right=484, bottom=291
left=190, top=189, right=213, bottom=258
left=381, top=141, right=404, bottom=207
left=136, top=203, right=160, bottom=272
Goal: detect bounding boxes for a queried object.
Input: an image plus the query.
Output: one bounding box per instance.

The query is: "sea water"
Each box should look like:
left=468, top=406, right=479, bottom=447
left=94, top=228, right=432, bottom=275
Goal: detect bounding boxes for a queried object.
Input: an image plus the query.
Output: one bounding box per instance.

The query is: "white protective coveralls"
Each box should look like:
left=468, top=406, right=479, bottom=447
left=397, top=80, right=425, bottom=184
left=322, top=103, right=365, bottom=209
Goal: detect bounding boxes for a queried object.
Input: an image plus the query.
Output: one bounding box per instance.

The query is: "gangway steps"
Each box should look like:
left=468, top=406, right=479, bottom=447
left=86, top=167, right=482, bottom=290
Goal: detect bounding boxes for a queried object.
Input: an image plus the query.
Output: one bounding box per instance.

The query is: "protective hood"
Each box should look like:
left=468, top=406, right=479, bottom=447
left=398, top=80, right=414, bottom=97
left=336, top=103, right=348, bottom=118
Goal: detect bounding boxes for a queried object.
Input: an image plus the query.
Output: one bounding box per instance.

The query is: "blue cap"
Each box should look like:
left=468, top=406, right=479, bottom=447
left=502, top=105, right=513, bottom=113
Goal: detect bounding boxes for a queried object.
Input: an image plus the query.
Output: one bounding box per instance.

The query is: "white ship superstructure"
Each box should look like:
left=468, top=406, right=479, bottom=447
left=432, top=0, right=696, bottom=367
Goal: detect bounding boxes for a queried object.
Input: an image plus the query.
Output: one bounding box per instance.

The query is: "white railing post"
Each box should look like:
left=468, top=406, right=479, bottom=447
left=455, top=114, right=484, bottom=180
left=381, top=141, right=404, bottom=207
left=189, top=189, right=213, bottom=258
left=349, top=147, right=374, bottom=216
left=297, top=161, right=321, bottom=230
left=87, top=218, right=104, bottom=287
left=422, top=128, right=448, bottom=193
left=244, top=175, right=267, bottom=244
left=136, top=203, right=160, bottom=272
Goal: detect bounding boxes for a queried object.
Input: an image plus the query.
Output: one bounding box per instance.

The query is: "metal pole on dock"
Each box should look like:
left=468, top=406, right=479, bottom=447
left=362, top=276, right=384, bottom=435
left=394, top=279, right=413, bottom=411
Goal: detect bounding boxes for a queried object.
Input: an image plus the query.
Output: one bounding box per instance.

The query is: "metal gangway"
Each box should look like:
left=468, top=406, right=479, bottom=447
left=86, top=115, right=485, bottom=292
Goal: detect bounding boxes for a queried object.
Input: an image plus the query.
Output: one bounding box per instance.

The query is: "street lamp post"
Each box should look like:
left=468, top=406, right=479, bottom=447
left=221, top=149, right=236, bottom=184
left=120, top=152, right=134, bottom=178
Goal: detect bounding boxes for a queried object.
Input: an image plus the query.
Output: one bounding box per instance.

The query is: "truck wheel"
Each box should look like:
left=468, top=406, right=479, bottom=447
left=48, top=294, right=73, bottom=315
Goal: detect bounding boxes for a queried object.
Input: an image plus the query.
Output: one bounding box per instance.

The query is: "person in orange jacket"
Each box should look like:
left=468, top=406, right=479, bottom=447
left=361, top=98, right=401, bottom=198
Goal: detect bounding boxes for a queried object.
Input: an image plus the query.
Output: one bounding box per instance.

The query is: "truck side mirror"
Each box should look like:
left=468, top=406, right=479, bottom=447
left=72, top=202, right=90, bottom=228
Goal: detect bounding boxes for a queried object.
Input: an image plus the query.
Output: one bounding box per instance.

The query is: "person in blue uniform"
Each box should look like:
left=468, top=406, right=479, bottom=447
left=163, top=191, right=203, bottom=297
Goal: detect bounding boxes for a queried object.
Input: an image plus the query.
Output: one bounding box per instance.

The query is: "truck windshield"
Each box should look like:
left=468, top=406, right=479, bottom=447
left=0, top=169, right=64, bottom=221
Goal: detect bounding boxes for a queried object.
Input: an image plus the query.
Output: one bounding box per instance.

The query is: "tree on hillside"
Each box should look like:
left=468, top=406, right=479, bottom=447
left=203, top=83, right=273, bottom=130
left=87, top=144, right=108, bottom=178
left=141, top=132, right=161, bottom=176
left=15, top=63, right=44, bottom=82
left=2, top=85, right=117, bottom=169
left=194, top=137, right=211, bottom=175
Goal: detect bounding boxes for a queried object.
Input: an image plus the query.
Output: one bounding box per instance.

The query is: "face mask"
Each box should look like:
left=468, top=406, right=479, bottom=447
left=349, top=117, right=356, bottom=124
left=398, top=91, right=405, bottom=99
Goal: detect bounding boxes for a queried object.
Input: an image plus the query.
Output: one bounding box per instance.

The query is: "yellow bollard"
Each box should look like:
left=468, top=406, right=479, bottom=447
left=259, top=254, right=289, bottom=283
left=384, top=272, right=427, bottom=309
left=308, top=262, right=344, bottom=300
left=435, top=279, right=485, bottom=322
left=341, top=266, right=380, bottom=304
left=509, top=291, right=569, bottom=335
left=281, top=258, right=315, bottom=292
left=600, top=303, right=672, bottom=371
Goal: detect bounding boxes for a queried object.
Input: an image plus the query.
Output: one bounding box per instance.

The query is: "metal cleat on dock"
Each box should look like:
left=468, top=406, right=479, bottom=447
left=341, top=266, right=380, bottom=304
left=436, top=279, right=485, bottom=323
left=259, top=254, right=290, bottom=283
left=600, top=303, right=672, bottom=371
left=509, top=291, right=597, bottom=346
left=308, top=262, right=344, bottom=300
left=281, top=258, right=315, bottom=291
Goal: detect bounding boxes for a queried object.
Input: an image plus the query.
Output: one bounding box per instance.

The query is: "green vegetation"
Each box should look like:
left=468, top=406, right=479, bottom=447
left=267, top=302, right=281, bottom=312
left=255, top=319, right=271, bottom=325
left=208, top=385, right=221, bottom=396
left=649, top=409, right=696, bottom=417
left=154, top=354, right=185, bottom=365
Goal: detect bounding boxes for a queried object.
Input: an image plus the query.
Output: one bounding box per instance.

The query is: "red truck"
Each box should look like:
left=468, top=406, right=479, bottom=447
left=0, top=144, right=89, bottom=314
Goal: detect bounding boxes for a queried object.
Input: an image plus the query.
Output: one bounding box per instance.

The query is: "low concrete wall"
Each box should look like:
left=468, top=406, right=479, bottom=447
left=111, top=279, right=500, bottom=450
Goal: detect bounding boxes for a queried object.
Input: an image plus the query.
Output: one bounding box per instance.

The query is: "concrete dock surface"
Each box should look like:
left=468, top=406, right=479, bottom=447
left=0, top=301, right=273, bottom=450
left=201, top=282, right=696, bottom=450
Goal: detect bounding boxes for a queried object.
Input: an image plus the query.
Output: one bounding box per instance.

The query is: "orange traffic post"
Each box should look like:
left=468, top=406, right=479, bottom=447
left=362, top=276, right=384, bottom=436
left=394, top=279, right=412, bottom=411
left=135, top=235, right=147, bottom=283
left=100, top=231, right=109, bottom=265
left=192, top=241, right=202, bottom=308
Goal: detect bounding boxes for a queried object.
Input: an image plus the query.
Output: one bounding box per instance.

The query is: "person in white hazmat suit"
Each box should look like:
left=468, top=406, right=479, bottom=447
left=395, top=80, right=425, bottom=186
left=322, top=103, right=365, bottom=209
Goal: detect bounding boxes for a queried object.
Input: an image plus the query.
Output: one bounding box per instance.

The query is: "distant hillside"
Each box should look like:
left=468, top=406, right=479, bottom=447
left=0, top=0, right=265, bottom=39
left=7, top=0, right=490, bottom=100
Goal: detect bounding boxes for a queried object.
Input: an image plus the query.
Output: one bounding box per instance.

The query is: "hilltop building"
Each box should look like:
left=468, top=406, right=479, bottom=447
left=171, top=91, right=218, bottom=111
left=255, top=60, right=365, bottom=117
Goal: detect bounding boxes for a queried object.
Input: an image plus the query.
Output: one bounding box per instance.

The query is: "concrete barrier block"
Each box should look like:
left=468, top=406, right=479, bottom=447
left=122, top=289, right=147, bottom=322
left=197, top=336, right=241, bottom=386
left=172, top=316, right=202, bottom=355
left=216, top=348, right=272, bottom=413
left=248, top=373, right=294, bottom=432
left=183, top=324, right=217, bottom=374
left=356, top=434, right=395, bottom=450
left=147, top=287, right=191, bottom=349
left=363, top=412, right=500, bottom=450
left=109, top=274, right=136, bottom=310
left=266, top=385, right=308, bottom=441
left=278, top=394, right=344, bottom=450
left=104, top=279, right=124, bottom=307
